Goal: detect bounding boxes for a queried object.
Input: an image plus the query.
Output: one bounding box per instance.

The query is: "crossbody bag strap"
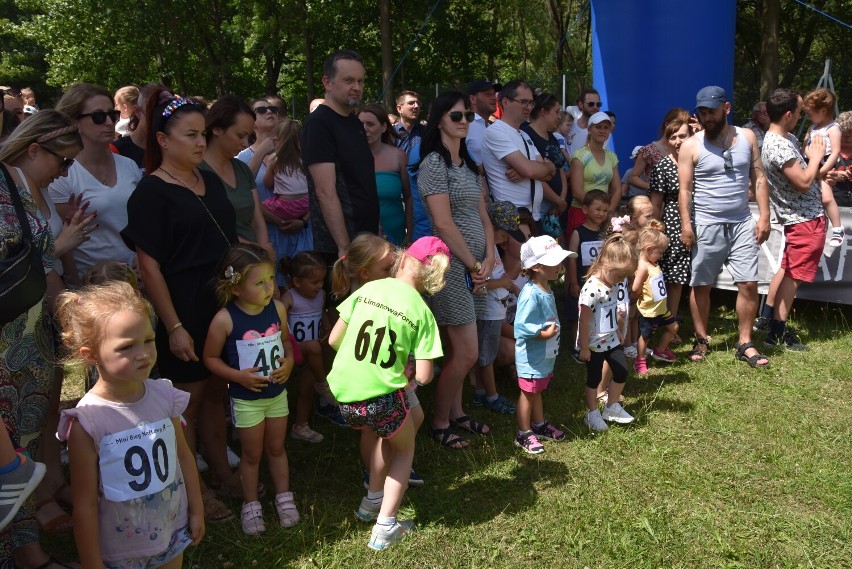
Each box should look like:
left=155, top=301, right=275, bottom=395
left=0, top=162, right=35, bottom=242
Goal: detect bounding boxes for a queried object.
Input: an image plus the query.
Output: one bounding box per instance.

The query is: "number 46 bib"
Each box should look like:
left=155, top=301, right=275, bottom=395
left=98, top=418, right=176, bottom=502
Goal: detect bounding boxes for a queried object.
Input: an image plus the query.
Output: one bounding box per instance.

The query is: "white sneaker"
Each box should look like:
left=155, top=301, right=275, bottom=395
left=623, top=344, right=638, bottom=358
left=226, top=446, right=241, bottom=469
left=584, top=409, right=608, bottom=432
left=290, top=424, right=324, bottom=443
left=356, top=496, right=382, bottom=522
left=601, top=403, right=635, bottom=424
left=829, top=229, right=844, bottom=247
left=195, top=453, right=209, bottom=473
left=240, top=501, right=266, bottom=535
left=368, top=519, right=414, bottom=550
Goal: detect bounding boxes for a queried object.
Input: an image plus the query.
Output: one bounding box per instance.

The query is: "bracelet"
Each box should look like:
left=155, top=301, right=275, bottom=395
left=167, top=322, right=183, bottom=334
left=469, top=261, right=482, bottom=274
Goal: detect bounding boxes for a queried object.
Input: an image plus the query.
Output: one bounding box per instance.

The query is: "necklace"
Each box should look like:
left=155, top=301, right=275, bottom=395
left=158, top=166, right=231, bottom=246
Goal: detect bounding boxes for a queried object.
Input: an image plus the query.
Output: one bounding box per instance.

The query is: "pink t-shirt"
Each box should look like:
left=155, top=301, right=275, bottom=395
left=58, top=379, right=189, bottom=563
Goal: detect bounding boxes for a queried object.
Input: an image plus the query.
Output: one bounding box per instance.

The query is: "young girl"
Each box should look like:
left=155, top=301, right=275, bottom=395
left=280, top=251, right=338, bottom=440
left=203, top=244, right=296, bottom=535
left=262, top=119, right=310, bottom=226
left=331, top=235, right=426, bottom=488
left=579, top=235, right=639, bottom=432
left=631, top=222, right=679, bottom=374
left=625, top=195, right=655, bottom=228
left=56, top=281, right=204, bottom=569
left=328, top=236, right=448, bottom=550
left=803, top=88, right=844, bottom=247
left=514, top=236, right=574, bottom=454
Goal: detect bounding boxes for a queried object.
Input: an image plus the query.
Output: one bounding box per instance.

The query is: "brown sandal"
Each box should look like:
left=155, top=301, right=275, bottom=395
left=35, top=499, right=73, bottom=534
left=202, top=493, right=234, bottom=522
left=688, top=337, right=711, bottom=362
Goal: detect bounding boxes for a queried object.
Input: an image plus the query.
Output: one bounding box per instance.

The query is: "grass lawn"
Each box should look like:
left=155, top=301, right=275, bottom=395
left=50, top=291, right=852, bottom=568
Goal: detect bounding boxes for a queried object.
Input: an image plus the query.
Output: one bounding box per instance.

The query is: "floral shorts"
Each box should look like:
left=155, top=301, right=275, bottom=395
left=339, top=389, right=410, bottom=438
left=105, top=526, right=192, bottom=569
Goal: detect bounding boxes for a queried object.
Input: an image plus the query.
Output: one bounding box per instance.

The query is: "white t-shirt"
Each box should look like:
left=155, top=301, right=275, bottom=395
left=482, top=120, right=543, bottom=220
left=466, top=113, right=488, bottom=166
left=48, top=153, right=141, bottom=274
left=482, top=245, right=509, bottom=321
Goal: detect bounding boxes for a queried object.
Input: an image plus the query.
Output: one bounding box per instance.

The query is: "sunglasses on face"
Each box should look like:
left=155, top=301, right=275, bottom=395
left=254, top=106, right=279, bottom=115
left=586, top=101, right=603, bottom=108
left=722, top=148, right=734, bottom=171
left=448, top=111, right=475, bottom=123
left=78, top=109, right=120, bottom=124
left=40, top=144, right=75, bottom=172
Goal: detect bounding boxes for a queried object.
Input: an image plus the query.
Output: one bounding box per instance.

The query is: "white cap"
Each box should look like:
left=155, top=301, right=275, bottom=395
left=22, top=105, right=37, bottom=115
left=588, top=111, right=612, bottom=126
left=520, top=235, right=575, bottom=269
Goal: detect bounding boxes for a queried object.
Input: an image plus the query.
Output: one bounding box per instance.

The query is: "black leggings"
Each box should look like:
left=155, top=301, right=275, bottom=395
left=585, top=345, right=628, bottom=389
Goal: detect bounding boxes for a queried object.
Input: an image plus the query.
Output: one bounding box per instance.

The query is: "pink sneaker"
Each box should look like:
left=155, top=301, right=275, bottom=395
left=651, top=348, right=677, bottom=363
left=633, top=357, right=649, bottom=375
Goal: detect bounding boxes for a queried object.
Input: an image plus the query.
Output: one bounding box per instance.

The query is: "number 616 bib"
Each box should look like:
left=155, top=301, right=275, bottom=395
left=98, top=418, right=176, bottom=502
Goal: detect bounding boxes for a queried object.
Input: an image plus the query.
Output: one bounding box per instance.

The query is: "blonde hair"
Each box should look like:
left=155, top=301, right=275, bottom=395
left=392, top=250, right=450, bottom=295
left=213, top=243, right=274, bottom=307
left=0, top=109, right=82, bottom=163
left=638, top=220, right=669, bottom=251
left=587, top=234, right=638, bottom=281
left=626, top=195, right=653, bottom=220
left=84, top=260, right=138, bottom=289
left=56, top=281, right=154, bottom=366
left=115, top=85, right=140, bottom=106
left=331, top=234, right=394, bottom=299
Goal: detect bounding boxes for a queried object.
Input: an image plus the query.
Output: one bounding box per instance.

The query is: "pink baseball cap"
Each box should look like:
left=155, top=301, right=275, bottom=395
left=406, top=236, right=450, bottom=265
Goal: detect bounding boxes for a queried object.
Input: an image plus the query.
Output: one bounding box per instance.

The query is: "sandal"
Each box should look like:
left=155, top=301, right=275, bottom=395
left=35, top=499, right=73, bottom=534
left=450, top=415, right=490, bottom=436
left=202, top=493, right=234, bottom=522
left=430, top=427, right=469, bottom=450
left=688, top=337, right=711, bottom=362
left=735, top=342, right=770, bottom=369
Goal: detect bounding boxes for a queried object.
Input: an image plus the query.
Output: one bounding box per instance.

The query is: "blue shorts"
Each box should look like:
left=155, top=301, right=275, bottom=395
left=105, top=526, right=192, bottom=569
left=476, top=319, right=502, bottom=366
left=638, top=311, right=678, bottom=339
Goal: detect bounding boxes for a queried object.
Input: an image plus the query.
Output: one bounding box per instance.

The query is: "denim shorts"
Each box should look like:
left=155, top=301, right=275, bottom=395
left=476, top=319, right=502, bottom=366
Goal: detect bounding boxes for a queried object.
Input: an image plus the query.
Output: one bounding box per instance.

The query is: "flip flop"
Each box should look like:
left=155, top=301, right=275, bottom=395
left=450, top=415, right=490, bottom=436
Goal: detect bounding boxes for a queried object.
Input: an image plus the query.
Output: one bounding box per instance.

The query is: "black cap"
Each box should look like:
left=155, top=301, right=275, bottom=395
left=468, top=79, right=503, bottom=96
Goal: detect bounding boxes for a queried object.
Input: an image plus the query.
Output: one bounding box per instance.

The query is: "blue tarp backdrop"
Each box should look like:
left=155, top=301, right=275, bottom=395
left=590, top=0, right=737, bottom=174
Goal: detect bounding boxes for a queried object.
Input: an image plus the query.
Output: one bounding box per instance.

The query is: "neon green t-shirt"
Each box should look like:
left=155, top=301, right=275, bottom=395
left=328, top=278, right=443, bottom=403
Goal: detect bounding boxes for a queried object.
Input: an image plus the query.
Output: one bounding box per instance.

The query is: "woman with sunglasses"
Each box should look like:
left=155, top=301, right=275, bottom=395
left=567, top=111, right=622, bottom=237
left=418, top=92, right=495, bottom=450
left=358, top=103, right=413, bottom=246
left=50, top=83, right=142, bottom=284
left=122, top=88, right=238, bottom=522
left=237, top=99, right=313, bottom=264
left=0, top=110, right=84, bottom=569
left=201, top=95, right=272, bottom=258
left=521, top=93, right=569, bottom=237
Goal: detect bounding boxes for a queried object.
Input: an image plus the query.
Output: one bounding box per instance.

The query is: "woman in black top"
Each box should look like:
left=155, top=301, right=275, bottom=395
left=122, top=88, right=238, bottom=521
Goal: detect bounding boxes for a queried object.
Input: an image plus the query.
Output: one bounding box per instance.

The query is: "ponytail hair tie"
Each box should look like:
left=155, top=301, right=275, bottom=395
left=610, top=215, right=631, bottom=233
left=340, top=255, right=347, bottom=261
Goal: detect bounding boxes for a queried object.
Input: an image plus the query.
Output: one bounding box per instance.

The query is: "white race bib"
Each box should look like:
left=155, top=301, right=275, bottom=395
left=237, top=331, right=284, bottom=377
left=615, top=278, right=629, bottom=305
left=544, top=325, right=560, bottom=359
left=580, top=240, right=605, bottom=267
left=650, top=273, right=668, bottom=301
left=98, top=418, right=176, bottom=502
left=290, top=311, right=322, bottom=342
left=596, top=299, right=617, bottom=334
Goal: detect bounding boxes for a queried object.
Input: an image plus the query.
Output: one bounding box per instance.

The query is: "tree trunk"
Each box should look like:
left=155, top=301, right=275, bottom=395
left=759, top=0, right=780, bottom=100
left=301, top=0, right=315, bottom=101
left=380, top=0, right=393, bottom=108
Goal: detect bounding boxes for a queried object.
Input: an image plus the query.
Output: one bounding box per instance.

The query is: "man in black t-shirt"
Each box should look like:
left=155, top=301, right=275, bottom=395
left=302, top=49, right=379, bottom=260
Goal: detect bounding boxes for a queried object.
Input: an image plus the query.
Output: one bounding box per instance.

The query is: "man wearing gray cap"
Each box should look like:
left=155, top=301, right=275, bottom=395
left=677, top=86, right=771, bottom=368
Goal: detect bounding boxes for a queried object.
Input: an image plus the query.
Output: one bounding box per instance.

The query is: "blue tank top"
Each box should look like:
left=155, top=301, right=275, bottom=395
left=575, top=225, right=605, bottom=283
left=224, top=301, right=287, bottom=401
left=693, top=127, right=752, bottom=225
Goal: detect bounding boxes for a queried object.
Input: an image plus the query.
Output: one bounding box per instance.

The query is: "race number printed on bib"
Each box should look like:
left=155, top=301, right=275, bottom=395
left=290, top=311, right=322, bottom=342
left=650, top=273, right=668, bottom=301
left=237, top=331, right=284, bottom=377
left=596, top=299, right=618, bottom=334
left=98, top=418, right=176, bottom=502
left=580, top=240, right=605, bottom=267
left=615, top=279, right=628, bottom=305
left=544, top=324, right=560, bottom=359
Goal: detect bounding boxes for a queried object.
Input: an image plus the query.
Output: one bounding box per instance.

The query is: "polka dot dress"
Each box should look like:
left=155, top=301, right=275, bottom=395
left=650, top=157, right=691, bottom=285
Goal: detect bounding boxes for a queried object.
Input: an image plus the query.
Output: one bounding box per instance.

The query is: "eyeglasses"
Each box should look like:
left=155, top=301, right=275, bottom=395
left=722, top=148, right=733, bottom=171
left=448, top=111, right=475, bottom=123
left=586, top=101, right=604, bottom=108
left=506, top=98, right=535, bottom=108
left=39, top=144, right=75, bottom=172
left=78, top=109, right=120, bottom=124
left=254, top=106, right=279, bottom=115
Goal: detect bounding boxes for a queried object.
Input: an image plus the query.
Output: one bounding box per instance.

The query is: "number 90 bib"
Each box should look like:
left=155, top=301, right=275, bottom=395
left=98, top=418, right=177, bottom=502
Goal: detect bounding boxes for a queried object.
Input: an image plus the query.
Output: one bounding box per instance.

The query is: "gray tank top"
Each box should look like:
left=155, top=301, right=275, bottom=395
left=693, top=127, right=751, bottom=225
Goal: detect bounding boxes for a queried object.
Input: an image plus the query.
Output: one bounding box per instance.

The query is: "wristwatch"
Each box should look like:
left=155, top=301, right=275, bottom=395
left=469, top=261, right=482, bottom=273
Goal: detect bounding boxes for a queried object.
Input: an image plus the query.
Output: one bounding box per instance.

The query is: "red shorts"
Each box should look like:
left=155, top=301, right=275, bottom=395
left=564, top=206, right=587, bottom=242
left=517, top=373, right=553, bottom=394
left=781, top=216, right=826, bottom=282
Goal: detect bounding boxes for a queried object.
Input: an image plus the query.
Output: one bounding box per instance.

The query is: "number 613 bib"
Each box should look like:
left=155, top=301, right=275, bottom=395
left=98, top=418, right=177, bottom=502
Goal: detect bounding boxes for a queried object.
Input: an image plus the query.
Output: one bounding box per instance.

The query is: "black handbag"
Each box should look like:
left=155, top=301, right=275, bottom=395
left=0, top=162, right=47, bottom=324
